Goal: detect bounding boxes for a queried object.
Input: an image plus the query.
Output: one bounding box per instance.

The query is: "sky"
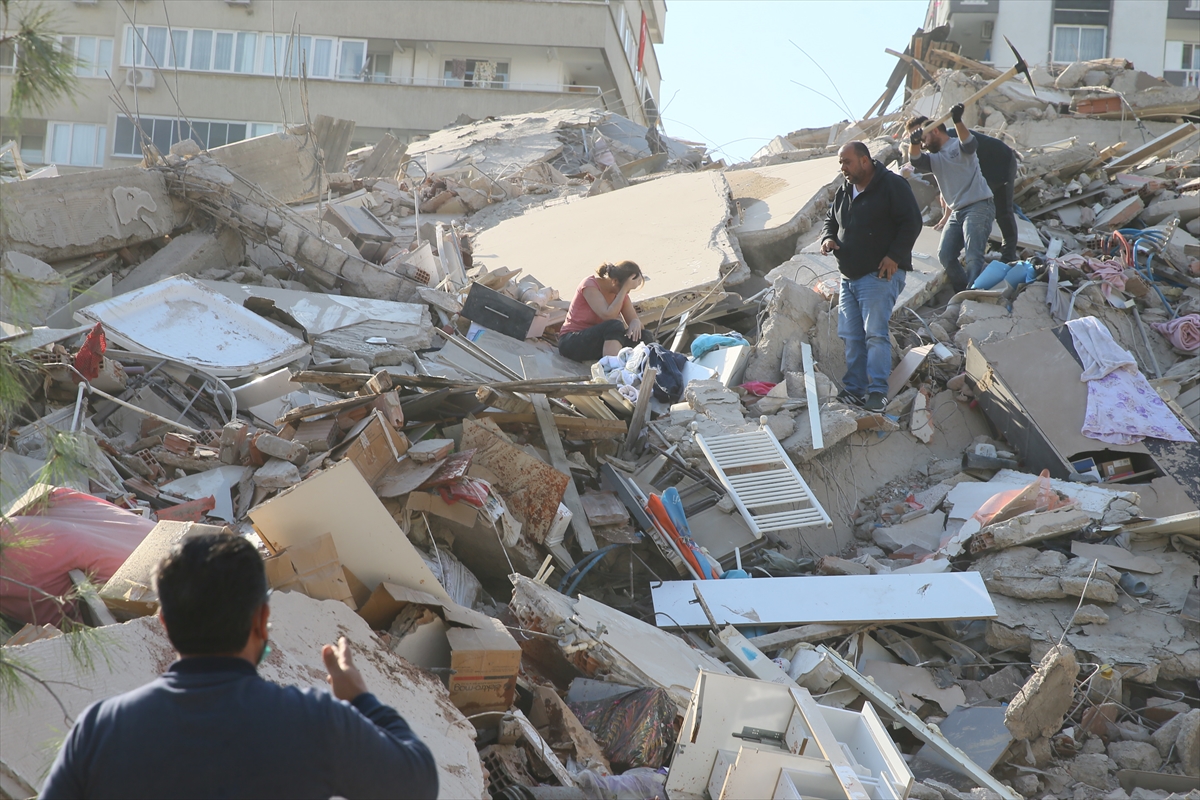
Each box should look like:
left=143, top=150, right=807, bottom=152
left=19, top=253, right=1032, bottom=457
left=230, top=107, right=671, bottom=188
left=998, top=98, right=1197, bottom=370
left=656, top=0, right=929, bottom=163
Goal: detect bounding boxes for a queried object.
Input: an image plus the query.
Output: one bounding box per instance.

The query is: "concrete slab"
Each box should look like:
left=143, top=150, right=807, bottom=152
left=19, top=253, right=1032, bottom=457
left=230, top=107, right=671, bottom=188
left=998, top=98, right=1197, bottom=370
left=0, top=166, right=180, bottom=262
left=115, top=228, right=245, bottom=294
left=725, top=157, right=840, bottom=271
left=472, top=172, right=747, bottom=310
left=405, top=108, right=604, bottom=177
left=0, top=591, right=485, bottom=798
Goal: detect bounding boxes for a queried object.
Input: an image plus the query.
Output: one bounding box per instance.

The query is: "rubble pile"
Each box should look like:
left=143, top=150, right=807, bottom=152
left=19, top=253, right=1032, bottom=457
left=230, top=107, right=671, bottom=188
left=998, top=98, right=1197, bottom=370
left=2, top=35, right=1199, bottom=800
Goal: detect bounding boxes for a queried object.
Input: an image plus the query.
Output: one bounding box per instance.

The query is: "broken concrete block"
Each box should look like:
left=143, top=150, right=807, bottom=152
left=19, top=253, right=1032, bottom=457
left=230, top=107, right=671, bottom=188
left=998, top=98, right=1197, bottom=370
left=980, top=664, right=1026, bottom=701
left=407, top=438, right=455, bottom=464
left=0, top=166, right=180, bottom=262
left=0, top=251, right=69, bottom=327
left=115, top=228, right=245, bottom=294
left=1142, top=194, right=1200, bottom=226
left=1177, top=708, right=1200, bottom=777
left=254, top=458, right=301, bottom=489
left=100, top=521, right=229, bottom=618
left=780, top=405, right=859, bottom=462
left=968, top=508, right=1092, bottom=552
left=872, top=512, right=946, bottom=553
left=1107, top=740, right=1162, bottom=771
left=725, top=157, right=840, bottom=272
left=1151, top=708, right=1189, bottom=758
left=219, top=421, right=250, bottom=465
left=1005, top=644, right=1079, bottom=740
left=744, top=274, right=824, bottom=383
left=254, top=433, right=309, bottom=466
left=685, top=380, right=748, bottom=428
left=1066, top=752, right=1113, bottom=789
left=1095, top=195, right=1145, bottom=232
left=816, top=556, right=869, bottom=576
left=1073, top=604, right=1109, bottom=625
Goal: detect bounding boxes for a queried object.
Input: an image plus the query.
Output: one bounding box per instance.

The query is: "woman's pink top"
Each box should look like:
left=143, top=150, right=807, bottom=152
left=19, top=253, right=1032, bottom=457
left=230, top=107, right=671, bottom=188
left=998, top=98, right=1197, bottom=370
left=561, top=275, right=615, bottom=334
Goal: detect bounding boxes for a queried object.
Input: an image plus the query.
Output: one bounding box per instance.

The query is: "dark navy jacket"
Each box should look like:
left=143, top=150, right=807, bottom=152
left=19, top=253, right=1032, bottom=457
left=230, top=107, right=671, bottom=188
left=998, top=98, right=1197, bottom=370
left=819, top=159, right=923, bottom=281
left=41, top=657, right=438, bottom=800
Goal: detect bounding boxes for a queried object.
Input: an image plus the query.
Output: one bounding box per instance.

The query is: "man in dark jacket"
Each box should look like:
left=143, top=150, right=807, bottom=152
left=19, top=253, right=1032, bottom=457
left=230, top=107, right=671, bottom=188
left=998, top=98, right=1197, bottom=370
left=949, top=127, right=1019, bottom=263
left=820, top=141, right=922, bottom=412
left=42, top=534, right=439, bottom=800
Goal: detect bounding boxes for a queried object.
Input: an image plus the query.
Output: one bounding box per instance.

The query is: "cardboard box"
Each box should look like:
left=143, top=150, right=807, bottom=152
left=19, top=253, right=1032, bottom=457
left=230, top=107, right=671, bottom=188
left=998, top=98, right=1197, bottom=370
left=263, top=532, right=357, bottom=609
left=1100, top=458, right=1134, bottom=480
left=447, top=616, right=523, bottom=715
left=407, top=490, right=480, bottom=527
left=358, top=582, right=521, bottom=715
left=344, top=409, right=410, bottom=487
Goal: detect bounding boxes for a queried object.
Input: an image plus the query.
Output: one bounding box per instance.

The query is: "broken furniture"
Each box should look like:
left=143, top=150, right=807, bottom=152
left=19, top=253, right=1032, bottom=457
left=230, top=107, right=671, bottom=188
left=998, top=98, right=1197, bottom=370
left=665, top=671, right=913, bottom=800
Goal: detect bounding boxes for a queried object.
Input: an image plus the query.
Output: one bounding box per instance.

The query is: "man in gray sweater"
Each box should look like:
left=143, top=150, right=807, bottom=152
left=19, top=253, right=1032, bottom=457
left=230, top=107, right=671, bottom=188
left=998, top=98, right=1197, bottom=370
left=906, top=104, right=995, bottom=293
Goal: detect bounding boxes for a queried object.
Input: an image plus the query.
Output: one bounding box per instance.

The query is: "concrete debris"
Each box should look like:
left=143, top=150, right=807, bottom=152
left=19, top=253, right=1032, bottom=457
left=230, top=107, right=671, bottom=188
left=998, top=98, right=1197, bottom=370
left=3, top=40, right=1199, bottom=800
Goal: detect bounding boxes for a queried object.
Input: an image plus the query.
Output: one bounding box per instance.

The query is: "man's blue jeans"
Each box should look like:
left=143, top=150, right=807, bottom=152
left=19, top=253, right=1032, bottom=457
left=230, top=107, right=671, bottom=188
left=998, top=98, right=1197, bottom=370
left=939, top=197, right=996, bottom=292
left=838, top=270, right=905, bottom=398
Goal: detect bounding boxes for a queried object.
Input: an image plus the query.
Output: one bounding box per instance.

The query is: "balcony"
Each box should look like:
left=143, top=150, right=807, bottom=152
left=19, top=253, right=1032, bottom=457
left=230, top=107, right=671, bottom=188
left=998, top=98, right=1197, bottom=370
left=362, top=75, right=602, bottom=95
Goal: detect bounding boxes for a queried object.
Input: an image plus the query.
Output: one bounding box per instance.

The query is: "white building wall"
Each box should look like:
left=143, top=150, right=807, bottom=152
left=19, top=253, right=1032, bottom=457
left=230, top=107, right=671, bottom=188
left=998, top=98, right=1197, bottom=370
left=992, top=0, right=1054, bottom=70
left=1110, top=0, right=1169, bottom=75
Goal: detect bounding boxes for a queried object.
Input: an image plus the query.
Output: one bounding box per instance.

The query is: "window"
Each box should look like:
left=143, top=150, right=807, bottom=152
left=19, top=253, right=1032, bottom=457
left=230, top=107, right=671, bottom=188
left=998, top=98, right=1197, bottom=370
left=20, top=134, right=45, bottom=166
left=1185, top=43, right=1200, bottom=70
left=59, top=35, right=114, bottom=77
left=365, top=52, right=391, bottom=83
left=113, top=115, right=256, bottom=156
left=250, top=122, right=283, bottom=138
left=119, top=25, right=346, bottom=79
left=442, top=58, right=509, bottom=88
left=1187, top=0, right=1200, bottom=11
left=336, top=39, right=365, bottom=80
left=1052, top=25, right=1106, bottom=62
left=48, top=122, right=106, bottom=166
left=0, top=39, right=17, bottom=73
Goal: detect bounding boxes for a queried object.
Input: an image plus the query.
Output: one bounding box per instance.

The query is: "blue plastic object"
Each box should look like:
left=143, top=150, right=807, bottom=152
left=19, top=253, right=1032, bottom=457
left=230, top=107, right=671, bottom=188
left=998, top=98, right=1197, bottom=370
left=1004, top=261, right=1036, bottom=288
left=662, top=488, right=692, bottom=539
left=970, top=259, right=1010, bottom=290
left=722, top=569, right=751, bottom=579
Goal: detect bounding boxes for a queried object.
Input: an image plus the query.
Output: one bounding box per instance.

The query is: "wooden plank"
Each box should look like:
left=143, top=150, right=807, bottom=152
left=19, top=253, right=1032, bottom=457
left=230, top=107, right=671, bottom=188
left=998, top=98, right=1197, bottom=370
left=744, top=623, right=862, bottom=652
left=925, top=47, right=1001, bottom=79
left=621, top=367, right=657, bottom=460
left=477, top=412, right=627, bottom=439
left=529, top=392, right=598, bottom=553
left=651, top=573, right=997, bottom=628
left=801, top=344, right=823, bottom=450
left=1105, top=123, right=1198, bottom=172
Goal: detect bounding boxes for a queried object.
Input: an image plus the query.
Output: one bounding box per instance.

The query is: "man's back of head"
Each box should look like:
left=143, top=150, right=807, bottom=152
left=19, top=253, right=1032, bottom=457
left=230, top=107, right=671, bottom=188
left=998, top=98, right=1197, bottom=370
left=155, top=533, right=266, bottom=656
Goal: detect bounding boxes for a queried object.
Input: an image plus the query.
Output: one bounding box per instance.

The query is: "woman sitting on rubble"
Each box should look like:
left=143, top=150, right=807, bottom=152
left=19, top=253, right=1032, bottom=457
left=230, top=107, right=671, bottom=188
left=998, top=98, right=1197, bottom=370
left=557, top=260, right=652, bottom=362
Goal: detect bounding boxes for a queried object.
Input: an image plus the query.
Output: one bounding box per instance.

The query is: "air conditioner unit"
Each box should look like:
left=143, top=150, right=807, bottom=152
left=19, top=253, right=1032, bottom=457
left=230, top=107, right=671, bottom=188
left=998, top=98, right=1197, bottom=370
left=124, top=68, right=155, bottom=89
left=225, top=0, right=251, bottom=5
left=73, top=0, right=99, bottom=5
left=981, top=20, right=994, bottom=42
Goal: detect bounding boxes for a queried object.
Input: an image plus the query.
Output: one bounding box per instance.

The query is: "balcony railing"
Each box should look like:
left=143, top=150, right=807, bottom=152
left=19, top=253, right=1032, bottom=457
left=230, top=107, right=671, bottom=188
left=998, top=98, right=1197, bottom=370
left=1185, top=69, right=1200, bottom=88
left=357, top=74, right=601, bottom=95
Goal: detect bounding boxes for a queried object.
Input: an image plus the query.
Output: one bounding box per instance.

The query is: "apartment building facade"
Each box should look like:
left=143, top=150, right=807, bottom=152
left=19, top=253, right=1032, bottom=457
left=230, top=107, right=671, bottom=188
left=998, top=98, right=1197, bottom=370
left=0, top=0, right=666, bottom=171
left=924, top=0, right=1200, bottom=86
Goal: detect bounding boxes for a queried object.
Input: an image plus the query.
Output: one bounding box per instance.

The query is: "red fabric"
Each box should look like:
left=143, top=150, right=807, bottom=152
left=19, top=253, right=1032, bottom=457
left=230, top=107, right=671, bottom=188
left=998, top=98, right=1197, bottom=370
left=72, top=323, right=107, bottom=381
left=0, top=488, right=156, bottom=625
left=561, top=276, right=611, bottom=335
left=738, top=382, right=776, bottom=397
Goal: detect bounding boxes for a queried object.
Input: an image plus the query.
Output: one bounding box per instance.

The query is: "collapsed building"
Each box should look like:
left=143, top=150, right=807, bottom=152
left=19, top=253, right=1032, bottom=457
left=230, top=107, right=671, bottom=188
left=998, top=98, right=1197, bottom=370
left=1, top=37, right=1199, bottom=800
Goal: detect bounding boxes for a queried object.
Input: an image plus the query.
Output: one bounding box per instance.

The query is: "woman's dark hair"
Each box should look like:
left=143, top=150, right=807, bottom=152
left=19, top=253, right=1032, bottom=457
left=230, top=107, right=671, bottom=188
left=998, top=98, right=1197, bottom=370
left=154, top=533, right=268, bottom=655
left=596, top=260, right=642, bottom=284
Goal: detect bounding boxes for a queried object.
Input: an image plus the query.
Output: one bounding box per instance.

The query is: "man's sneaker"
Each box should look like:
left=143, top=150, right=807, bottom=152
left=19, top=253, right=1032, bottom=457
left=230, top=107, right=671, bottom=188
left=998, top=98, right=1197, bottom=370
left=836, top=389, right=863, bottom=406
left=863, top=392, right=888, bottom=413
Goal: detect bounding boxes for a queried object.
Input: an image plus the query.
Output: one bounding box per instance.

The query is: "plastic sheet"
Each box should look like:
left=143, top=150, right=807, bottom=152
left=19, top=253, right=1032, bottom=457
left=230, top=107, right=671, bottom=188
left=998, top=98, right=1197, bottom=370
left=971, top=469, right=1070, bottom=529
left=569, top=687, right=677, bottom=771
left=1, top=488, right=156, bottom=625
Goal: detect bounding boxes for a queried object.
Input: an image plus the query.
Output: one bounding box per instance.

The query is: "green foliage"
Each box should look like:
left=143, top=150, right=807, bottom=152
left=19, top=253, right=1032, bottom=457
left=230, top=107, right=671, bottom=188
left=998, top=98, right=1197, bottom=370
left=1, top=0, right=81, bottom=123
